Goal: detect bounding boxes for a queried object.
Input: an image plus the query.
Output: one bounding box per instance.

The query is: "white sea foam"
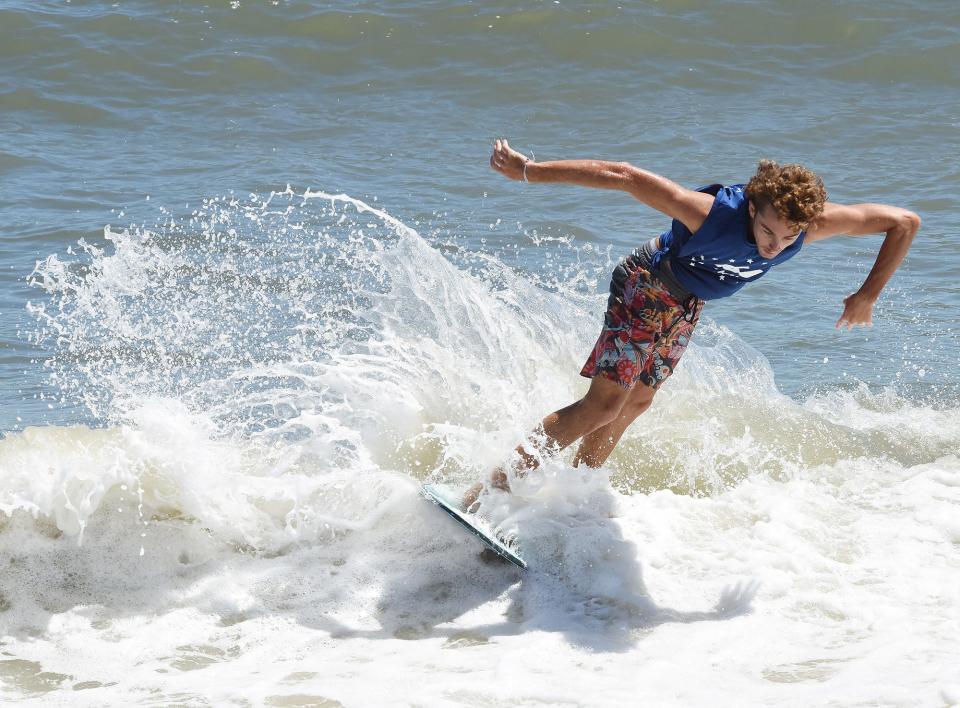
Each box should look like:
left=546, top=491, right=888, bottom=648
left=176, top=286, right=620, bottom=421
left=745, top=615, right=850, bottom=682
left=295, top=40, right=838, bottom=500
left=3, top=191, right=958, bottom=705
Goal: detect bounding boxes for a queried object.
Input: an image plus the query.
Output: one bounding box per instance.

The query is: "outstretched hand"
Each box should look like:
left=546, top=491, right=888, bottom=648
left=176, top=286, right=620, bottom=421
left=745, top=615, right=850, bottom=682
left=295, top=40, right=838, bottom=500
left=836, top=292, right=875, bottom=330
left=490, top=138, right=530, bottom=181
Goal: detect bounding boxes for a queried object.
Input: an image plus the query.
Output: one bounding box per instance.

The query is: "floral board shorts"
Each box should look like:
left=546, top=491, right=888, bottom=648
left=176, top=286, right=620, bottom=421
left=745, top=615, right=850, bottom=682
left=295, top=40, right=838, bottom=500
left=580, top=255, right=704, bottom=390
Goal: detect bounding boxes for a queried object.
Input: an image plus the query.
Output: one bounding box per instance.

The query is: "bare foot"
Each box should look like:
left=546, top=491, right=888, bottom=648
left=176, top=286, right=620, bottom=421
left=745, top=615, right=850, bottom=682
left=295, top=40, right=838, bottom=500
left=461, top=468, right=513, bottom=512
left=461, top=482, right=484, bottom=512
left=490, top=468, right=511, bottom=492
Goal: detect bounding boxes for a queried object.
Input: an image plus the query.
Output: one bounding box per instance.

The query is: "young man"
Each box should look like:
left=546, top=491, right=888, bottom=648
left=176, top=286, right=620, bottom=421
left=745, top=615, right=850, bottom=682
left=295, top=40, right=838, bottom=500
left=463, top=138, right=920, bottom=510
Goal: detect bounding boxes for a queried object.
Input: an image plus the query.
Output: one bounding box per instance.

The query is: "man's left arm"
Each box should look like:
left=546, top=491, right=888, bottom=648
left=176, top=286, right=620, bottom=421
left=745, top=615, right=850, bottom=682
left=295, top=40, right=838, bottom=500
left=806, top=202, right=921, bottom=329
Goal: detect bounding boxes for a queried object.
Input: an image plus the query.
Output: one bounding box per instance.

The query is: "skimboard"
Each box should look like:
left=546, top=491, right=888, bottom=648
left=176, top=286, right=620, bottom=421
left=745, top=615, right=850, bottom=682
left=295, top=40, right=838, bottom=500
left=421, top=483, right=527, bottom=569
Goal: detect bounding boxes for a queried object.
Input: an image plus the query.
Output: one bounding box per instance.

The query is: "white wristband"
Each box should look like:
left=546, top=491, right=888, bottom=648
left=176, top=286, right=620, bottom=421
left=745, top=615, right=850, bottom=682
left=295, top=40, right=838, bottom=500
left=523, top=160, right=530, bottom=182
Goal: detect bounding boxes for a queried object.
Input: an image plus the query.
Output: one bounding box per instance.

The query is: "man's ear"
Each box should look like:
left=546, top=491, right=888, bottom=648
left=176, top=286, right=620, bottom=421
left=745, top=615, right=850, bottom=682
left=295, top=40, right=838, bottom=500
left=747, top=200, right=756, bottom=218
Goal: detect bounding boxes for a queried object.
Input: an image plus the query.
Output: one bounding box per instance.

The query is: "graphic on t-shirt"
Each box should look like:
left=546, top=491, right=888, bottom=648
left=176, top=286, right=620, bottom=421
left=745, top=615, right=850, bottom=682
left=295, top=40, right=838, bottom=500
left=716, top=262, right=764, bottom=279
left=686, top=253, right=768, bottom=281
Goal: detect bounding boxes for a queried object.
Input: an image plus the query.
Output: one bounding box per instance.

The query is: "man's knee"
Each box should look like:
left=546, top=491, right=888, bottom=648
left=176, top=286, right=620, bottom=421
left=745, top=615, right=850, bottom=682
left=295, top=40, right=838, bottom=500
left=623, top=396, right=654, bottom=418
left=578, top=394, right=625, bottom=428
left=622, top=385, right=656, bottom=419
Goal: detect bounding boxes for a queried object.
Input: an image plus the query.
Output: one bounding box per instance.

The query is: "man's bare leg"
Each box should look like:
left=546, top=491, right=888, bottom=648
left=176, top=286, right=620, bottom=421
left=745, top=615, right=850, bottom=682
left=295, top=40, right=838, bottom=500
left=462, top=376, right=631, bottom=509
left=572, top=382, right=656, bottom=468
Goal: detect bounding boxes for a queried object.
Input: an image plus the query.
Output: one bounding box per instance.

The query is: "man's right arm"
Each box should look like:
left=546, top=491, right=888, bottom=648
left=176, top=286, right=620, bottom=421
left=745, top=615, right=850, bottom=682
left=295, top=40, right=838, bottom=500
left=490, top=138, right=714, bottom=232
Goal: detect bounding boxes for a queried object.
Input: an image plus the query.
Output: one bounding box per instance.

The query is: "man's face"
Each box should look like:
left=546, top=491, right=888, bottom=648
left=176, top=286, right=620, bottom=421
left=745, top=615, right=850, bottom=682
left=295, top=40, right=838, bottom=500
left=748, top=202, right=803, bottom=260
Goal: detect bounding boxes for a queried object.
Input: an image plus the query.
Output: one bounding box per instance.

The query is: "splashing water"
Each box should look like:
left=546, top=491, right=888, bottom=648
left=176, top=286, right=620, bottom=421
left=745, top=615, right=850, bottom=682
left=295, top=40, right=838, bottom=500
left=11, top=188, right=959, bottom=551
left=1, top=189, right=958, bottom=706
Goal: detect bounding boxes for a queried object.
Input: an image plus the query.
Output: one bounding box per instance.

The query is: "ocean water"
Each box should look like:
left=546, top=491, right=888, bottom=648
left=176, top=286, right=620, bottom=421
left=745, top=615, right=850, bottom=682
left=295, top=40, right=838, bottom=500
left=1, top=1, right=958, bottom=706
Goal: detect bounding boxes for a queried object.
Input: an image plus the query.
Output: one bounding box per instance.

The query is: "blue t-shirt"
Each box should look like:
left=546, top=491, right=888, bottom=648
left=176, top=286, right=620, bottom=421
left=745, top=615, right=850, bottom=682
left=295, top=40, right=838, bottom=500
left=654, top=184, right=805, bottom=300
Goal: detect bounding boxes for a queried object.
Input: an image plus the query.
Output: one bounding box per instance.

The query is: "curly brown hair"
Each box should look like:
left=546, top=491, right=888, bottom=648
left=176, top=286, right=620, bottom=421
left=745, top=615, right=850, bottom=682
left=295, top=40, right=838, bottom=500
left=745, top=160, right=827, bottom=229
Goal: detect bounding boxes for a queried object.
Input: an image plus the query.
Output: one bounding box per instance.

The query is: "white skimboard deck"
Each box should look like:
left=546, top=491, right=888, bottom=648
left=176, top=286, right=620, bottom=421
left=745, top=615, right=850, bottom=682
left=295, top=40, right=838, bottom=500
left=421, top=483, right=527, bottom=569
